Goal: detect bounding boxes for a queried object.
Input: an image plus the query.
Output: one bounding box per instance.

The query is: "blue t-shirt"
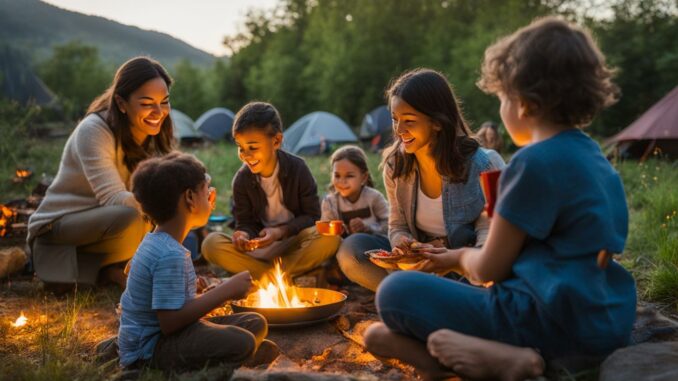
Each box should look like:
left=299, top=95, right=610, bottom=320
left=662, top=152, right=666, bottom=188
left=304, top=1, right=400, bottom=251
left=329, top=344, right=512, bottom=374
left=118, top=232, right=197, bottom=366
left=495, top=129, right=636, bottom=351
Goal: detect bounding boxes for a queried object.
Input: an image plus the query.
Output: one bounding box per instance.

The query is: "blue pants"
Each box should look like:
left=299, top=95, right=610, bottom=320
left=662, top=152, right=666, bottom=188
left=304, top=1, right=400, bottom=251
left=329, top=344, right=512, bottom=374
left=336, top=233, right=391, bottom=291
left=376, top=271, right=586, bottom=360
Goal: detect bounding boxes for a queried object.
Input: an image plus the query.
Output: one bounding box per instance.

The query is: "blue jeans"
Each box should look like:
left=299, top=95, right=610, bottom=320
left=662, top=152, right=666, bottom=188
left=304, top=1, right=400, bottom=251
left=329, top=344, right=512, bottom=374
left=336, top=233, right=391, bottom=291
left=376, top=271, right=584, bottom=360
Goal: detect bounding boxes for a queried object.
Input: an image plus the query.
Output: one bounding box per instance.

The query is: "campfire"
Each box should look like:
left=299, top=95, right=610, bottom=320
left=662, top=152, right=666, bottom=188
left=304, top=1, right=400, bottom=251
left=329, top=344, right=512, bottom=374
left=12, top=167, right=34, bottom=184
left=241, top=258, right=314, bottom=309
left=10, top=312, right=28, bottom=328
left=0, top=198, right=38, bottom=239
left=231, top=259, right=347, bottom=326
left=0, top=204, right=18, bottom=237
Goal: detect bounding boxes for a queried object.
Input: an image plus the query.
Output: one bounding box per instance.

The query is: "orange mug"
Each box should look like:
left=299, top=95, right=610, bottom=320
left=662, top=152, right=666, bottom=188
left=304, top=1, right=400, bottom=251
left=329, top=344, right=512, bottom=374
left=316, top=220, right=344, bottom=236
left=479, top=169, right=501, bottom=218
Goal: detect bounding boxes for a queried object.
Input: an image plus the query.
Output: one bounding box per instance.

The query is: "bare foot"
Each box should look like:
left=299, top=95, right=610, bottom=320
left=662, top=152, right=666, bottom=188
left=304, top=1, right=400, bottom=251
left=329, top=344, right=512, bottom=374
left=364, top=323, right=457, bottom=381
left=427, top=329, right=544, bottom=381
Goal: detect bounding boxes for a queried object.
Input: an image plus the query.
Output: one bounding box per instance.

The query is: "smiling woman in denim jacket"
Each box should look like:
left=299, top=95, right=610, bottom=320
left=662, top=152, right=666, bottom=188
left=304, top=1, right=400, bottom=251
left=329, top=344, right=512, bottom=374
left=337, top=68, right=504, bottom=292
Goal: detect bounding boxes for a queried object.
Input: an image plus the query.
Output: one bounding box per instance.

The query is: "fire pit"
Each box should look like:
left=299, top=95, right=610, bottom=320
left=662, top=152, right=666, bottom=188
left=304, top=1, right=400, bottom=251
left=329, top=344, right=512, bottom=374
left=0, top=204, right=19, bottom=237
left=231, top=259, right=347, bottom=327
left=12, top=167, right=33, bottom=184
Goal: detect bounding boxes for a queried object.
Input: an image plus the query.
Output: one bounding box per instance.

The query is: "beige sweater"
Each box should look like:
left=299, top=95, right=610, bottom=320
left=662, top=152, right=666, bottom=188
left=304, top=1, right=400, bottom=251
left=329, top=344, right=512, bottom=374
left=27, top=113, right=139, bottom=242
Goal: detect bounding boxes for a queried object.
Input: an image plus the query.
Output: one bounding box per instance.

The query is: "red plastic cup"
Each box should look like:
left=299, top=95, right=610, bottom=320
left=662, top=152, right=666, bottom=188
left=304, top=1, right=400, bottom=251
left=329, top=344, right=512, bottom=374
left=479, top=169, right=501, bottom=218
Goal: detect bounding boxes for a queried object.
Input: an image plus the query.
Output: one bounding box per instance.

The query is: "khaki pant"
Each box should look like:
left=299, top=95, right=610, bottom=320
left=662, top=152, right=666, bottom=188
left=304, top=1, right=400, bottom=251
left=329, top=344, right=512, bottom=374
left=32, top=205, right=150, bottom=284
left=201, top=226, right=340, bottom=281
left=151, top=313, right=267, bottom=371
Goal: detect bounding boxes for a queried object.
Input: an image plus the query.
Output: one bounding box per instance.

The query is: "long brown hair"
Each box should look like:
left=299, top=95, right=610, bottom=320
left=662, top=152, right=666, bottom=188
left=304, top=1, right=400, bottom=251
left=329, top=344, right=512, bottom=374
left=87, top=56, right=175, bottom=172
left=382, top=68, right=479, bottom=182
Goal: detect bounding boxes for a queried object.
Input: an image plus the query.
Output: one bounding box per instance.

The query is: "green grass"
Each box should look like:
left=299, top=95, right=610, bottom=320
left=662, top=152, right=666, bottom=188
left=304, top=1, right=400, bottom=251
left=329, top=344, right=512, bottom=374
left=615, top=159, right=678, bottom=310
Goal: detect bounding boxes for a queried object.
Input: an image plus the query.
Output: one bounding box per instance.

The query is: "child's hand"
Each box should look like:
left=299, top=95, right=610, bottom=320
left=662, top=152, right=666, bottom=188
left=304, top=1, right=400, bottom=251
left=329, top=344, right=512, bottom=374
left=232, top=231, right=251, bottom=252
left=255, top=226, right=285, bottom=248
left=349, top=218, right=369, bottom=234
left=224, top=271, right=255, bottom=300
left=416, top=247, right=459, bottom=275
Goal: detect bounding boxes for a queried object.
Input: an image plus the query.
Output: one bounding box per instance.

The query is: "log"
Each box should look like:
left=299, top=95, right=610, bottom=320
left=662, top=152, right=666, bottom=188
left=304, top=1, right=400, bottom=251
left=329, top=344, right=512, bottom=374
left=0, top=246, right=27, bottom=278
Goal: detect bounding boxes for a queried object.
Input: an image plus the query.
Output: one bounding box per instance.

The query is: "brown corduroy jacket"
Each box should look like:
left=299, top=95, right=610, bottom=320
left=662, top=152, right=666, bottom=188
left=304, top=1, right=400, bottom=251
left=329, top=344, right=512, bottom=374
left=231, top=150, right=320, bottom=238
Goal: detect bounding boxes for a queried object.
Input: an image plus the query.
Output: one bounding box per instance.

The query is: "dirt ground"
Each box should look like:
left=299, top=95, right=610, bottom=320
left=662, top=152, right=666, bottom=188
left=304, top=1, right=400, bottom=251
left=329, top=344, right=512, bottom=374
left=0, top=258, right=421, bottom=381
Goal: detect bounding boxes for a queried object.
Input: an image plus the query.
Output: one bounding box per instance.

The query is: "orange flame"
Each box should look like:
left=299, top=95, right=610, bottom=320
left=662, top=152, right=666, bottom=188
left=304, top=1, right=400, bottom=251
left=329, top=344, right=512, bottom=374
left=0, top=204, right=17, bottom=237
left=11, top=312, right=27, bottom=327
left=15, top=169, right=32, bottom=179
left=245, top=259, right=312, bottom=308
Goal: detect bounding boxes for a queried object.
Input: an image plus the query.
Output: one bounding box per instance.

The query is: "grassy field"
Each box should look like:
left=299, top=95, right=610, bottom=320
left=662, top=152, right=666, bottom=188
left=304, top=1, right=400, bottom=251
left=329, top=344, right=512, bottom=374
left=1, top=135, right=676, bottom=381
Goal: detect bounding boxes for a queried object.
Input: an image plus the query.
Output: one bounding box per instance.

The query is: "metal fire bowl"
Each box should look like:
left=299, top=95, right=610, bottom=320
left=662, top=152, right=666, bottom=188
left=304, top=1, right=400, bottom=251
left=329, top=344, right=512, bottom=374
left=231, top=287, right=347, bottom=327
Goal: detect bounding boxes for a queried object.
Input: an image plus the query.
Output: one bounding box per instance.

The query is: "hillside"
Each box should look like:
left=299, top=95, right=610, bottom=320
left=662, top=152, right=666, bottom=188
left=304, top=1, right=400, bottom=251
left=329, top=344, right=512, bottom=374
left=0, top=0, right=216, bottom=68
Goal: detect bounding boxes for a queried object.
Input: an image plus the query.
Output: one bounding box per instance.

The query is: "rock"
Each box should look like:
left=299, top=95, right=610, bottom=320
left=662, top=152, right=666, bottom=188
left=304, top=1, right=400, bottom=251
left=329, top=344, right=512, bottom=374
left=632, top=303, right=678, bottom=343
left=0, top=246, right=27, bottom=278
left=94, top=335, right=118, bottom=364
left=267, top=354, right=303, bottom=371
left=599, top=342, right=678, bottom=381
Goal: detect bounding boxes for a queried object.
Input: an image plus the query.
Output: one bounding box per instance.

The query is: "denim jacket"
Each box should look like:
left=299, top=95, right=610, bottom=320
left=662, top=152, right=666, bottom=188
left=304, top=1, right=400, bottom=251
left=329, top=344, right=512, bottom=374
left=383, top=148, right=504, bottom=248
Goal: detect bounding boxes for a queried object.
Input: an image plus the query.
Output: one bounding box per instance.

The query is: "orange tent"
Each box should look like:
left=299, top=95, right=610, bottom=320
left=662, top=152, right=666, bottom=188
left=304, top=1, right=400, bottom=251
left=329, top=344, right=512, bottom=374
left=606, top=86, right=678, bottom=160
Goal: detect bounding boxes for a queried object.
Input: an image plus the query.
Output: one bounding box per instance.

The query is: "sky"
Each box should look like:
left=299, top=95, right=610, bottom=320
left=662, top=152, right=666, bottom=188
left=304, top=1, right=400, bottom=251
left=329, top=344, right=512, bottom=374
left=42, top=0, right=280, bottom=56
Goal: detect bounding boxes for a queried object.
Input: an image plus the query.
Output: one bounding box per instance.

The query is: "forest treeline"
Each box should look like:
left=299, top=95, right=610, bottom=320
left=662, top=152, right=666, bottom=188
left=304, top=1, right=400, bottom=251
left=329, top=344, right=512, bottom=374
left=31, top=0, right=678, bottom=136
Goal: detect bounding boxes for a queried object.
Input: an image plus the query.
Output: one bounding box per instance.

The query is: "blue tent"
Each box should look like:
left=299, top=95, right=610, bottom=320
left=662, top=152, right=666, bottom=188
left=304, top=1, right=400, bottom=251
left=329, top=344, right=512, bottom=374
left=0, top=46, right=57, bottom=107
left=283, top=111, right=358, bottom=155
left=171, top=109, right=202, bottom=142
left=195, top=107, right=235, bottom=141
left=359, top=105, right=393, bottom=150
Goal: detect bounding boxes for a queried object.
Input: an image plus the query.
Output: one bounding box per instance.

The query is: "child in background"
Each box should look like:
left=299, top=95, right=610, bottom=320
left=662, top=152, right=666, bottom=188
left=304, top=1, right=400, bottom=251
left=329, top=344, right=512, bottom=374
left=118, top=152, right=273, bottom=371
left=475, top=121, right=504, bottom=153
left=475, top=121, right=507, bottom=170
left=324, top=145, right=390, bottom=288
left=201, top=102, right=340, bottom=280
left=364, top=17, right=636, bottom=381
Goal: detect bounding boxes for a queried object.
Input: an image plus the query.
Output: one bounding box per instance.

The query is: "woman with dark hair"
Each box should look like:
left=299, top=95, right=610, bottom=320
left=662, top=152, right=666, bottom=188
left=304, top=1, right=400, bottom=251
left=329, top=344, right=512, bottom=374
left=338, top=68, right=503, bottom=291
left=28, top=56, right=175, bottom=289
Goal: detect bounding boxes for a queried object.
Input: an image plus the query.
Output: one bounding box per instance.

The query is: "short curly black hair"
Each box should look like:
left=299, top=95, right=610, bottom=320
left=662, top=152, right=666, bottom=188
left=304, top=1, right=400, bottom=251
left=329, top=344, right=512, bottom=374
left=131, top=152, right=207, bottom=224
left=232, top=101, right=283, bottom=136
left=477, top=16, right=619, bottom=128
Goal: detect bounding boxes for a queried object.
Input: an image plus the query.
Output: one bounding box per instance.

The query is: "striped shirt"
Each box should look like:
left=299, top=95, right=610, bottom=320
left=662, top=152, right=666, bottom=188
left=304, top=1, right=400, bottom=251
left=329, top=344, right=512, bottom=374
left=118, top=231, right=196, bottom=367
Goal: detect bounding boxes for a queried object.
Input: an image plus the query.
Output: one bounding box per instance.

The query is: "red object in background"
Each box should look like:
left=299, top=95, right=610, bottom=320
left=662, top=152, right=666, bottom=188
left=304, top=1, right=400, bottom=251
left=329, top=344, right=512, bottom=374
left=479, top=169, right=501, bottom=218
left=316, top=220, right=344, bottom=236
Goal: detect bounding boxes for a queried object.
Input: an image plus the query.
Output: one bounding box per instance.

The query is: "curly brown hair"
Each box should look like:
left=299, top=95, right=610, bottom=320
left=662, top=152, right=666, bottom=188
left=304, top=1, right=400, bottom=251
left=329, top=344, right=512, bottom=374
left=132, top=152, right=207, bottom=224
left=477, top=16, right=619, bottom=128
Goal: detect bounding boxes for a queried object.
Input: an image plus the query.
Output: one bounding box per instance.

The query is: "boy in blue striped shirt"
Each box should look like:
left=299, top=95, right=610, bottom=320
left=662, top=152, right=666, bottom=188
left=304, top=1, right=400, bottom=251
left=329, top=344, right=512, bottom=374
left=118, top=152, right=271, bottom=370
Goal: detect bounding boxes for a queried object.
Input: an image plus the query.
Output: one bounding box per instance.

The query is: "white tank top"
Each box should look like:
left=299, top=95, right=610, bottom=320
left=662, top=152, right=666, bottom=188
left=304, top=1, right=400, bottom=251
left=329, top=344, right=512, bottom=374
left=415, top=185, right=446, bottom=237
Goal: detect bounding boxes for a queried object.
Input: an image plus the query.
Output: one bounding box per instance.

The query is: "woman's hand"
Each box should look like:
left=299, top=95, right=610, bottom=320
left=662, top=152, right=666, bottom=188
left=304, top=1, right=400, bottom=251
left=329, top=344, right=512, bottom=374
left=232, top=230, right=250, bottom=252
left=255, top=226, right=286, bottom=248
left=349, top=218, right=369, bottom=234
